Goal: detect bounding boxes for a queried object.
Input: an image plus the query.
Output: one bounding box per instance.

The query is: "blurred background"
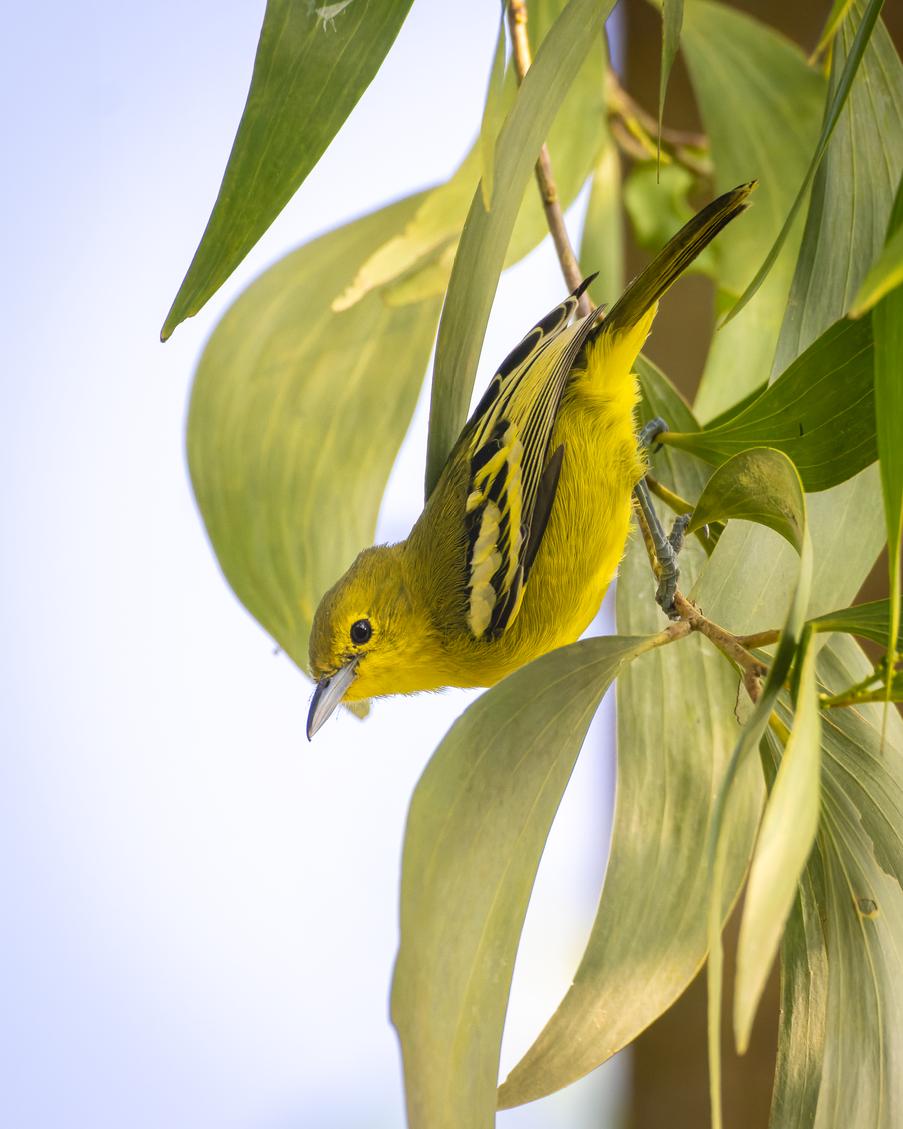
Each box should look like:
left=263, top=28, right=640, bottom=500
left=2, top=2, right=900, bottom=1128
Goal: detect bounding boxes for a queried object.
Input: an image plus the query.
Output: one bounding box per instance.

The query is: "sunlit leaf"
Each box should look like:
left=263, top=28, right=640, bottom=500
left=187, top=194, right=440, bottom=669
left=687, top=448, right=807, bottom=553
left=658, top=0, right=684, bottom=167
left=162, top=0, right=414, bottom=340
left=663, top=317, right=876, bottom=492
left=681, top=0, right=825, bottom=420
left=336, top=1, right=607, bottom=316
left=332, top=150, right=481, bottom=312
left=391, top=634, right=655, bottom=1129
left=773, top=5, right=903, bottom=373
left=480, top=5, right=508, bottom=209
left=795, top=636, right=903, bottom=1129
left=723, top=0, right=885, bottom=331
left=734, top=639, right=822, bottom=1053
left=767, top=861, right=828, bottom=1129
left=497, top=357, right=762, bottom=1108
left=706, top=599, right=811, bottom=1129
left=424, top=0, right=614, bottom=498
left=850, top=220, right=903, bottom=317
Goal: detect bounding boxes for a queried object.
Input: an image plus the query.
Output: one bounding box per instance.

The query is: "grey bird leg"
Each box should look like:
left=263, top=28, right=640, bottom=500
left=634, top=418, right=691, bottom=619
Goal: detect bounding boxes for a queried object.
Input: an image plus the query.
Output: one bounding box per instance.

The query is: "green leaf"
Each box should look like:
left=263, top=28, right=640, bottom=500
left=773, top=5, right=903, bottom=373
left=579, top=143, right=623, bottom=306
left=424, top=0, right=615, bottom=498
left=497, top=356, right=762, bottom=1108
left=872, top=177, right=903, bottom=686
left=663, top=317, right=876, bottom=493
left=681, top=0, right=825, bottom=421
left=624, top=162, right=718, bottom=278
left=723, top=0, right=885, bottom=331
left=336, top=0, right=608, bottom=315
left=658, top=0, right=684, bottom=166
left=734, top=639, right=822, bottom=1053
left=690, top=455, right=812, bottom=1129
left=161, top=0, right=414, bottom=340
left=813, top=0, right=856, bottom=57
left=797, top=635, right=903, bottom=1129
left=687, top=448, right=807, bottom=553
left=332, top=149, right=481, bottom=313
left=480, top=5, right=508, bottom=210
left=767, top=860, right=828, bottom=1129
left=391, top=634, right=654, bottom=1129
left=810, top=599, right=903, bottom=651
left=187, top=194, right=440, bottom=669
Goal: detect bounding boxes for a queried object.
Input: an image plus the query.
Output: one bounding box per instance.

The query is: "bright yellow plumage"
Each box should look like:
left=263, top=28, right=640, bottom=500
left=306, top=185, right=753, bottom=729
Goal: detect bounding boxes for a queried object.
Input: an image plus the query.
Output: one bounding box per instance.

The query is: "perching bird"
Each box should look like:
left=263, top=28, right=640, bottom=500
left=307, top=183, right=754, bottom=737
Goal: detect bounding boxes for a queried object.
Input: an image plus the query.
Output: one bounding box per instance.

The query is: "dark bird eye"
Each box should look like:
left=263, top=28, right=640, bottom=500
left=350, top=619, right=372, bottom=645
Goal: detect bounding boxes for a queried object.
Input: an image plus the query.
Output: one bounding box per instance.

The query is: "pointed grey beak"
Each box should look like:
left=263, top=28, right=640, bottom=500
left=307, top=658, right=359, bottom=740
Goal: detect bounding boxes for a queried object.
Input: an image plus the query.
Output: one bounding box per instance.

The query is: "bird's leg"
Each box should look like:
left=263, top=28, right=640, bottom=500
left=634, top=418, right=690, bottom=620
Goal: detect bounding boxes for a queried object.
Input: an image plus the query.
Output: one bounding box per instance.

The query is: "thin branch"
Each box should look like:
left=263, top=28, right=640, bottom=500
left=506, top=0, right=591, bottom=315
left=605, top=71, right=713, bottom=181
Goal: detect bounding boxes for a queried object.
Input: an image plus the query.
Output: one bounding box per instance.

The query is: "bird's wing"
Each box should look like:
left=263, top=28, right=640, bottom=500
left=462, top=280, right=601, bottom=640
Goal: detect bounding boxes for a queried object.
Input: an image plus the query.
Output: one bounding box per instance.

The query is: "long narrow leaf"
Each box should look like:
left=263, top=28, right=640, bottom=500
left=657, top=0, right=684, bottom=167
left=480, top=6, right=508, bottom=209
left=498, top=357, right=762, bottom=1108
left=187, top=194, right=440, bottom=668
left=424, top=0, right=615, bottom=498
left=734, top=640, right=822, bottom=1052
left=722, top=0, right=885, bottom=327
left=391, top=634, right=655, bottom=1129
left=162, top=0, right=414, bottom=339
left=871, top=178, right=903, bottom=696
left=773, top=3, right=903, bottom=373
left=663, top=317, right=876, bottom=492
left=681, top=0, right=825, bottom=420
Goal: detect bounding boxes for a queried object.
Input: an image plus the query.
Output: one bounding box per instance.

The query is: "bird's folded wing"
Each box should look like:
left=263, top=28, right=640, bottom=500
left=462, top=283, right=600, bottom=640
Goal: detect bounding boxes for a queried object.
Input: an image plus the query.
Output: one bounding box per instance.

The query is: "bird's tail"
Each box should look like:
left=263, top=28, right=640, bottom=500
left=599, top=181, right=756, bottom=337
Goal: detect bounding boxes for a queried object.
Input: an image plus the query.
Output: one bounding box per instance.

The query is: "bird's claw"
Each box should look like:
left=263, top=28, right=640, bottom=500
left=639, top=417, right=669, bottom=452
left=654, top=514, right=691, bottom=620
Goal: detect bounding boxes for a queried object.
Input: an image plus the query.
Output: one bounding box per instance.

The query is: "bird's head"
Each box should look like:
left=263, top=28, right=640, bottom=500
left=306, top=543, right=441, bottom=738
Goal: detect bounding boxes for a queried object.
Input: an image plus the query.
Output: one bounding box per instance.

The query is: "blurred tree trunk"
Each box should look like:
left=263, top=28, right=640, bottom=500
left=621, top=1, right=903, bottom=1125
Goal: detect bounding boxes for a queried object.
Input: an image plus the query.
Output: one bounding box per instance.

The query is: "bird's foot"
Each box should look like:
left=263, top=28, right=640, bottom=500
left=638, top=416, right=669, bottom=451
left=654, top=514, right=691, bottom=616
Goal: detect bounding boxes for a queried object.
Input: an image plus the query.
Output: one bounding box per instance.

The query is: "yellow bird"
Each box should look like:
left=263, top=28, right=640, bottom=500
left=307, top=184, right=753, bottom=737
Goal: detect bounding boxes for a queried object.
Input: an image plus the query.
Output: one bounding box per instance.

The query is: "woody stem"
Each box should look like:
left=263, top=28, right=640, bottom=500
left=506, top=0, right=591, bottom=315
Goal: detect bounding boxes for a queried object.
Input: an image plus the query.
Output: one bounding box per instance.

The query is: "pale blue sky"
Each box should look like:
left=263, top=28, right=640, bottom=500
left=1, top=2, right=628, bottom=1126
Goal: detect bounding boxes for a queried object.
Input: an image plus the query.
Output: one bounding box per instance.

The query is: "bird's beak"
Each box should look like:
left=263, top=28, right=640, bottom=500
left=307, top=658, right=359, bottom=740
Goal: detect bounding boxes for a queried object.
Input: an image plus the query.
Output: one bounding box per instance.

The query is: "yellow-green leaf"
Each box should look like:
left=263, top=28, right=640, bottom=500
left=187, top=194, right=440, bottom=669
left=424, top=0, right=615, bottom=498
left=392, top=634, right=654, bottom=1129
left=480, top=5, right=508, bottom=209
left=722, top=0, right=885, bottom=330
left=735, top=638, right=822, bottom=1053
left=688, top=448, right=807, bottom=553
left=497, top=356, right=762, bottom=1109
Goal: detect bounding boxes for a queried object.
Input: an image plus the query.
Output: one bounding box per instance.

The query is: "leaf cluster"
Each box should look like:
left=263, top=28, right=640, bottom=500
left=163, top=2, right=903, bottom=1126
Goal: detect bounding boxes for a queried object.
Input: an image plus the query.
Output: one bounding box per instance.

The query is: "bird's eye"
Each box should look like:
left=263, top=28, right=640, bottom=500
left=350, top=619, right=372, bottom=645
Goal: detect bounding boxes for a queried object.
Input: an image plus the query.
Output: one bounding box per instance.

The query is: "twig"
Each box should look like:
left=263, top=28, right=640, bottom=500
left=507, top=0, right=591, bottom=315
left=632, top=502, right=767, bottom=703
left=605, top=70, right=713, bottom=181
